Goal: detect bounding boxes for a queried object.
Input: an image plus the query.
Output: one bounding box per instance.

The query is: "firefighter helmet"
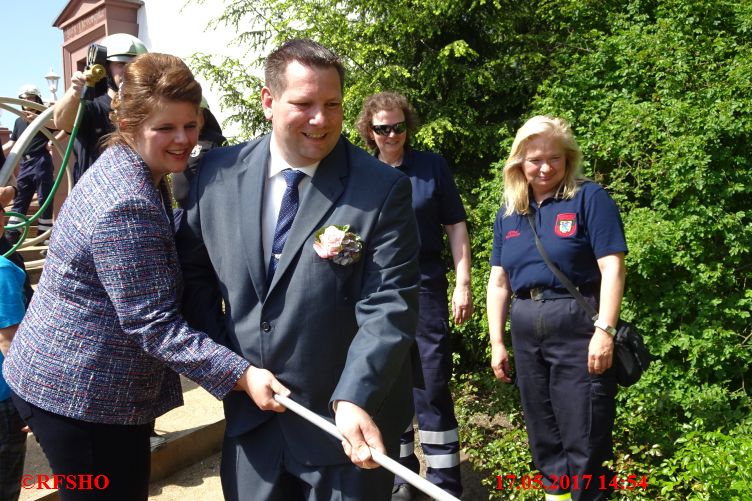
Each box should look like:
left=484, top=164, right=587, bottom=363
left=17, top=84, right=42, bottom=100
left=101, top=33, right=148, bottom=63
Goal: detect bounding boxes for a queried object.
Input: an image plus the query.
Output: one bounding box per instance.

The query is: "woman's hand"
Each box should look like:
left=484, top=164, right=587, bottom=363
left=235, top=365, right=290, bottom=412
left=588, top=329, right=614, bottom=375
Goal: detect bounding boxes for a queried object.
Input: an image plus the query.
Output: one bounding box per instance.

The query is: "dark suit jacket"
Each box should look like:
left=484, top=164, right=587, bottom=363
left=177, top=135, right=420, bottom=465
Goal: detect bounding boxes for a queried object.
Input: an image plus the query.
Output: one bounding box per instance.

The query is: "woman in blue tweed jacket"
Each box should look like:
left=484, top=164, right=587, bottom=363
left=3, top=53, right=289, bottom=501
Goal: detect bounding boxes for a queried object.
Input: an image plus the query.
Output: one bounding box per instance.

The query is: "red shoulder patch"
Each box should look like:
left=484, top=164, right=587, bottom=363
left=554, top=213, right=577, bottom=237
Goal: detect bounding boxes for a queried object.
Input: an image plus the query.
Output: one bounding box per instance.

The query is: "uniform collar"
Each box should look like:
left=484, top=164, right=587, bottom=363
left=374, top=146, right=414, bottom=170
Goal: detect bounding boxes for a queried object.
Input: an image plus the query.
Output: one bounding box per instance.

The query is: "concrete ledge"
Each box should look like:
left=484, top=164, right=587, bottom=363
left=150, top=419, right=225, bottom=483
left=20, top=378, right=224, bottom=501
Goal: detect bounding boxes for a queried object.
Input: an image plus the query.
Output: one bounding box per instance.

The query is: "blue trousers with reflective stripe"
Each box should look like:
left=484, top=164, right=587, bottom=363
left=395, top=288, right=462, bottom=497
left=511, top=295, right=617, bottom=501
left=11, top=153, right=54, bottom=232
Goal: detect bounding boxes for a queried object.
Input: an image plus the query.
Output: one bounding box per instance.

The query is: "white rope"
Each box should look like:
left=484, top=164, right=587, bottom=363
left=273, top=394, right=461, bottom=501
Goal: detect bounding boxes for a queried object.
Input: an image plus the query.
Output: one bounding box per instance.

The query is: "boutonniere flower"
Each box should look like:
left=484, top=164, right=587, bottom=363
left=313, top=225, right=363, bottom=266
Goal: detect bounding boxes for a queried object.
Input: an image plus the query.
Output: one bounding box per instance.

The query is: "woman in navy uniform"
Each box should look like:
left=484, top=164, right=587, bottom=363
left=487, top=116, right=627, bottom=501
left=357, top=92, right=472, bottom=500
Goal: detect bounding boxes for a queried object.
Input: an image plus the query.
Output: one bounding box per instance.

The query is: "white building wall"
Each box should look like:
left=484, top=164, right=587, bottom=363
left=136, top=0, right=266, bottom=137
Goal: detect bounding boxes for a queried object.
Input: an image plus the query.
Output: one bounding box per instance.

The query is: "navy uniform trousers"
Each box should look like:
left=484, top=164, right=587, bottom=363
left=395, top=288, right=462, bottom=497
left=511, top=294, right=617, bottom=501
left=7, top=153, right=55, bottom=238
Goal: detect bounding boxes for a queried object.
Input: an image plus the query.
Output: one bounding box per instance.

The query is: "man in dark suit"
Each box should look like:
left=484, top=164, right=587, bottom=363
left=177, top=39, right=420, bottom=500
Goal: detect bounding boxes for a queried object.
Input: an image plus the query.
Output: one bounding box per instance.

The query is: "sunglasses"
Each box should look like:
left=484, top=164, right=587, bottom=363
left=371, top=122, right=407, bottom=136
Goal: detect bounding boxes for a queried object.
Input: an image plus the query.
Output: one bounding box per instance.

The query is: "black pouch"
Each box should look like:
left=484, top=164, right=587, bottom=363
left=613, top=320, right=652, bottom=387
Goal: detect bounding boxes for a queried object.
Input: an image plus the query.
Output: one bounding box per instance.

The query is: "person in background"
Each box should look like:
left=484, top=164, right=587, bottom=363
left=3, top=53, right=274, bottom=501
left=0, top=185, right=28, bottom=501
left=487, top=115, right=626, bottom=501
left=0, top=175, right=34, bottom=305
left=356, top=91, right=471, bottom=500
left=53, top=33, right=148, bottom=184
left=177, top=39, right=420, bottom=501
left=172, top=97, right=226, bottom=208
left=2, top=85, right=56, bottom=243
left=170, top=97, right=226, bottom=231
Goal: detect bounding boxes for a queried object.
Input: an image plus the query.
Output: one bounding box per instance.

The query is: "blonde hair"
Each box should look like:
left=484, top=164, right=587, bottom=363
left=502, top=115, right=585, bottom=216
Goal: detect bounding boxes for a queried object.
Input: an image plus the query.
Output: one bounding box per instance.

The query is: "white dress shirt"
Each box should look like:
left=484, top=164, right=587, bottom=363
left=262, top=134, right=319, bottom=267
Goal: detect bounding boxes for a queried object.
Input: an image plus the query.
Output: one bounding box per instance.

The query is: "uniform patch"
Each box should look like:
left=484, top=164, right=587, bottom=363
left=554, top=213, right=577, bottom=237
left=190, top=144, right=202, bottom=158
left=505, top=230, right=520, bottom=240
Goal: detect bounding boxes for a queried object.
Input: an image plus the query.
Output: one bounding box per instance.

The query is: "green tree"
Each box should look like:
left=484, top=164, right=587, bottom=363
left=190, top=0, right=752, bottom=497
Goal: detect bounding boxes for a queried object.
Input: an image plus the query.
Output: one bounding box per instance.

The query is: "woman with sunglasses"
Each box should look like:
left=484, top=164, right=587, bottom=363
left=356, top=92, right=471, bottom=501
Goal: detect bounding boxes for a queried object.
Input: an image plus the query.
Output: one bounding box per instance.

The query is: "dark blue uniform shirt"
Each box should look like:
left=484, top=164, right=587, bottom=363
left=395, top=148, right=466, bottom=288
left=73, top=93, right=113, bottom=182
left=490, top=181, right=627, bottom=292
left=11, top=117, right=49, bottom=156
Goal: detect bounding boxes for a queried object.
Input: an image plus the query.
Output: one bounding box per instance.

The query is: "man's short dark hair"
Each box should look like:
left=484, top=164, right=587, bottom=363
left=265, top=38, right=345, bottom=96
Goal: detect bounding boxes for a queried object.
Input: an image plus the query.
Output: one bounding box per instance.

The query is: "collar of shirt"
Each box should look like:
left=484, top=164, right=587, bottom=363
left=268, top=133, right=320, bottom=179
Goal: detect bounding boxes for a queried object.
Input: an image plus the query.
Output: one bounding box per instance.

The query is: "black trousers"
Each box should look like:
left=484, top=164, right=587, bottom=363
left=11, top=394, right=151, bottom=501
left=10, top=153, right=55, bottom=232
left=510, top=295, right=617, bottom=501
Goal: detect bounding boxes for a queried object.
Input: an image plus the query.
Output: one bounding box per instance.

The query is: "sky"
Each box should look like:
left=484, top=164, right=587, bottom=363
left=0, top=0, right=68, bottom=128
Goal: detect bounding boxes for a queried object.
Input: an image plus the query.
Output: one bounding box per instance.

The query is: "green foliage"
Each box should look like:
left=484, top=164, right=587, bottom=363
left=193, top=0, right=752, bottom=497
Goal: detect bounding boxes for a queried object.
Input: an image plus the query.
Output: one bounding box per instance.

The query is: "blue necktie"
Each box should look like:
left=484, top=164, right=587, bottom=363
left=268, top=169, right=306, bottom=283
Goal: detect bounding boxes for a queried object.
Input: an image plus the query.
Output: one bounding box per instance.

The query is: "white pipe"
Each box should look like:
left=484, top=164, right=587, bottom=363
left=274, top=394, right=461, bottom=501
left=1, top=105, right=57, bottom=187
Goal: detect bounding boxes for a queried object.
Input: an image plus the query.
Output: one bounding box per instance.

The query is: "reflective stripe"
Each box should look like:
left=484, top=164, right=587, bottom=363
left=399, top=441, right=414, bottom=458
left=418, top=428, right=459, bottom=445
left=424, top=452, right=460, bottom=469
left=545, top=493, right=572, bottom=500
left=7, top=217, right=23, bottom=225
left=38, top=218, right=53, bottom=225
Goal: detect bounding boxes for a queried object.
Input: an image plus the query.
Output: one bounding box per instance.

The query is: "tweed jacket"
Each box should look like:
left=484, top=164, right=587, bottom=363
left=3, top=144, right=249, bottom=425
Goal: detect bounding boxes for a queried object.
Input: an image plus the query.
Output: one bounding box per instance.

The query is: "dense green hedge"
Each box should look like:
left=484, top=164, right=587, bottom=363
left=193, top=0, right=752, bottom=497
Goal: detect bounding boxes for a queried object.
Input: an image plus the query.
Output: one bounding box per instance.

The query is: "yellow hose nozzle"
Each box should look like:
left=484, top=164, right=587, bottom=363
left=84, top=64, right=106, bottom=87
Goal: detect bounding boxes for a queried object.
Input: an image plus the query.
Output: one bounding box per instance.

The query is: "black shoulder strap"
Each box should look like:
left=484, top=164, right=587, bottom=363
left=526, top=209, right=598, bottom=320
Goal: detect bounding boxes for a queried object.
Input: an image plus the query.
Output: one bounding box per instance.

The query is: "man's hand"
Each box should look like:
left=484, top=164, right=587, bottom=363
left=22, top=110, right=39, bottom=123
left=69, top=71, right=88, bottom=95
left=235, top=365, right=290, bottom=413
left=334, top=401, right=384, bottom=469
left=451, top=283, right=473, bottom=324
left=0, top=186, right=15, bottom=207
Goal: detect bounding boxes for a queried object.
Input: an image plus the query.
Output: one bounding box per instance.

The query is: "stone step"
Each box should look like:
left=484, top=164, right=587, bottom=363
left=19, top=377, right=224, bottom=501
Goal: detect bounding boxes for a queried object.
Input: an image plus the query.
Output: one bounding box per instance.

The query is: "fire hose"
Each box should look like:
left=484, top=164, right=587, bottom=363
left=274, top=394, right=461, bottom=501
left=1, top=64, right=106, bottom=258
left=1, top=68, right=461, bottom=500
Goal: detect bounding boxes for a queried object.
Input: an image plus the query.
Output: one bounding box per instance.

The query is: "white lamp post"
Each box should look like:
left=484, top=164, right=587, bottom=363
left=44, top=67, right=61, bottom=102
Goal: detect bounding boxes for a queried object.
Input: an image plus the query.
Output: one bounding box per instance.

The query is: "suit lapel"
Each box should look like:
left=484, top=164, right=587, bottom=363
left=268, top=138, right=349, bottom=293
left=236, top=136, right=270, bottom=300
